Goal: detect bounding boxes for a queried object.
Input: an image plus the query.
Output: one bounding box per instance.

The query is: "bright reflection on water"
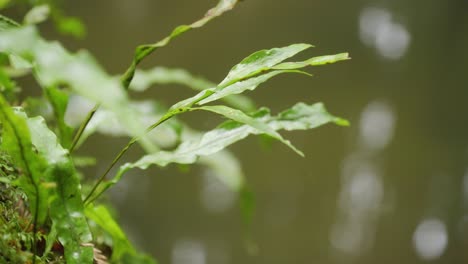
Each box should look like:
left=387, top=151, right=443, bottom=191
left=359, top=7, right=411, bottom=60
left=412, top=218, right=448, bottom=260
left=330, top=100, right=396, bottom=257
left=200, top=171, right=236, bottom=213
left=463, top=168, right=468, bottom=202
left=359, top=101, right=396, bottom=151
left=172, top=239, right=206, bottom=264
left=330, top=162, right=383, bottom=256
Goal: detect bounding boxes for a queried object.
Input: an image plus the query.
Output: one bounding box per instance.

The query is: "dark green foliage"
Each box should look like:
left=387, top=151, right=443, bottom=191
left=0, top=151, right=34, bottom=263
left=0, top=0, right=349, bottom=263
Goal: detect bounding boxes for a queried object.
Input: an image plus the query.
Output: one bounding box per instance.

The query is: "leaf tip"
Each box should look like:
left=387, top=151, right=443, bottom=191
left=334, top=117, right=350, bottom=126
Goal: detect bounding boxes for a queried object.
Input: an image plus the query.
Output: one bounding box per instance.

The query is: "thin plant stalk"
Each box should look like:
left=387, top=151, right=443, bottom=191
left=69, top=104, right=100, bottom=153
left=83, top=113, right=174, bottom=205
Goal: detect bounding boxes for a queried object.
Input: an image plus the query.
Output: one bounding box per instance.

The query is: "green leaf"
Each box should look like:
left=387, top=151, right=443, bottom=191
left=45, top=86, right=73, bottom=148
left=0, top=68, right=18, bottom=101
left=113, top=102, right=347, bottom=183
left=0, top=0, right=11, bottom=9
left=56, top=16, right=86, bottom=38
left=0, top=96, right=48, bottom=226
left=85, top=205, right=134, bottom=261
left=168, top=88, right=216, bottom=111
left=0, top=14, right=19, bottom=31
left=198, top=70, right=305, bottom=105
left=131, top=67, right=255, bottom=111
left=85, top=205, right=157, bottom=263
left=121, top=0, right=240, bottom=89
left=166, top=45, right=347, bottom=110
left=218, top=43, right=312, bottom=87
left=0, top=26, right=156, bottom=151
left=272, top=52, right=350, bottom=70
left=266, top=102, right=350, bottom=129
left=195, top=105, right=303, bottom=156
left=24, top=5, right=50, bottom=25
left=8, top=53, right=33, bottom=69
left=23, top=113, right=94, bottom=263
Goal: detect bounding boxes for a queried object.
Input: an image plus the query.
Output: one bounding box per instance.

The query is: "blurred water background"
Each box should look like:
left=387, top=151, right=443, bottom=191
left=19, top=0, right=468, bottom=263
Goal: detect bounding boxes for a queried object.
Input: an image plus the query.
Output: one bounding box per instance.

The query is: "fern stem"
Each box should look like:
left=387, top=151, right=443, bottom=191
left=83, top=113, right=174, bottom=205
left=69, top=104, right=100, bottom=153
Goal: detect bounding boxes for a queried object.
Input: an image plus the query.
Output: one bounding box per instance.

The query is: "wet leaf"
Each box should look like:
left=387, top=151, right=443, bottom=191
left=0, top=14, right=19, bottom=31
left=0, top=26, right=156, bottom=151
left=0, top=95, right=48, bottom=226
left=24, top=5, right=50, bottom=25
left=165, top=45, right=347, bottom=110
left=272, top=52, right=350, bottom=70
left=195, top=105, right=303, bottom=156
left=114, top=102, right=347, bottom=183
left=198, top=70, right=305, bottom=105
left=24, top=113, right=94, bottom=263
left=218, top=43, right=312, bottom=87
left=85, top=205, right=134, bottom=261
left=45, top=86, right=73, bottom=148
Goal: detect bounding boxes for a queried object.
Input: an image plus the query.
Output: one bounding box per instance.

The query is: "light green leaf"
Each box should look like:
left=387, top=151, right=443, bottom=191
left=0, top=96, right=49, bottom=226
left=8, top=54, right=32, bottom=69
left=45, top=86, right=73, bottom=148
left=0, top=26, right=156, bottom=151
left=114, top=102, right=347, bottom=182
left=167, top=45, right=346, bottom=110
left=131, top=67, right=255, bottom=111
left=0, top=0, right=11, bottom=9
left=168, top=88, right=216, bottom=111
left=121, top=0, right=240, bottom=89
left=56, top=16, right=86, bottom=38
left=0, top=14, right=19, bottom=31
left=24, top=5, right=50, bottom=25
left=23, top=113, right=94, bottom=264
left=195, top=105, right=303, bottom=156
left=85, top=205, right=135, bottom=261
left=273, top=53, right=350, bottom=70
left=265, top=102, right=350, bottom=129
left=218, top=43, right=312, bottom=87
left=198, top=70, right=305, bottom=105
left=47, top=163, right=94, bottom=263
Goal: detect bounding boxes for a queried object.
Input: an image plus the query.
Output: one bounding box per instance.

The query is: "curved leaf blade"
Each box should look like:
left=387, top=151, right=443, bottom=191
left=116, top=102, right=347, bottom=181
left=218, top=43, right=312, bottom=87
left=0, top=96, right=48, bottom=225
left=85, top=205, right=135, bottom=261
left=272, top=52, right=350, bottom=70
left=24, top=4, right=50, bottom=25
left=195, top=105, right=303, bottom=156
left=198, top=70, right=306, bottom=105
left=0, top=14, right=19, bottom=31
left=24, top=114, right=94, bottom=264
